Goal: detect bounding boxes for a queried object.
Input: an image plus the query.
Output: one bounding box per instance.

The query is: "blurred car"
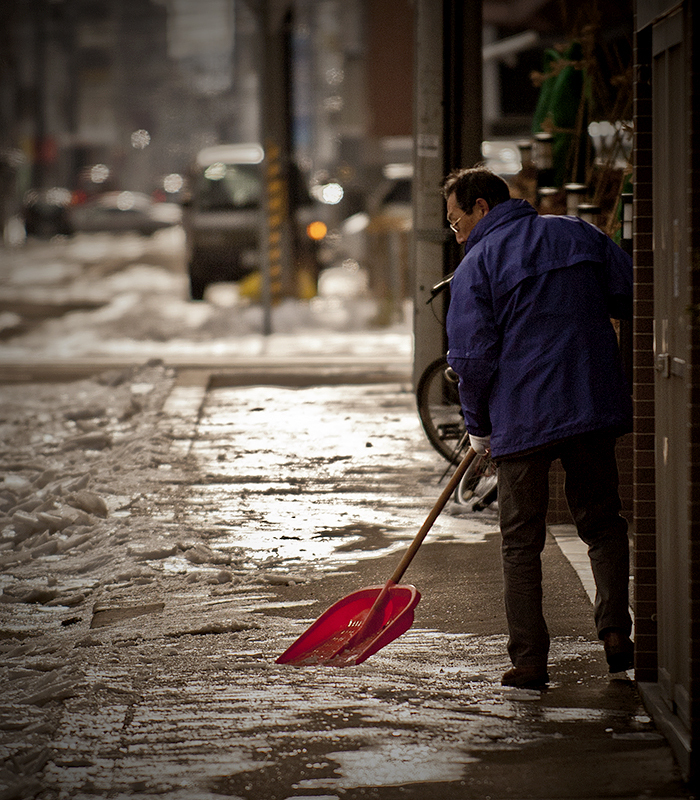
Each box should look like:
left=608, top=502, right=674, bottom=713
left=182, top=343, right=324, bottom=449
left=68, top=191, right=179, bottom=236
left=182, top=142, right=327, bottom=301
left=181, top=143, right=265, bottom=300
left=368, top=165, right=412, bottom=226
left=23, top=188, right=74, bottom=239
left=338, top=164, right=413, bottom=266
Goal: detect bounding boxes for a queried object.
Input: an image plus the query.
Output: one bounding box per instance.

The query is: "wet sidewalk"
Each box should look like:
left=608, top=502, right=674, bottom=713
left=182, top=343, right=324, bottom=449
left=155, top=372, right=691, bottom=798
left=0, top=368, right=693, bottom=799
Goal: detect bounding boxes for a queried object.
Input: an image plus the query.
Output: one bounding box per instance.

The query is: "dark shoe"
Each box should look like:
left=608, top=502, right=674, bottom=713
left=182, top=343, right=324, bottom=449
left=603, top=630, right=634, bottom=673
left=501, top=665, right=549, bottom=689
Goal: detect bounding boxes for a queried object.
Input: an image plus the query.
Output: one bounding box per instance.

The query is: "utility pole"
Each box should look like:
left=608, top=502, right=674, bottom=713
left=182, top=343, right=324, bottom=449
left=31, top=0, right=49, bottom=191
left=412, top=0, right=483, bottom=387
left=253, top=0, right=295, bottom=336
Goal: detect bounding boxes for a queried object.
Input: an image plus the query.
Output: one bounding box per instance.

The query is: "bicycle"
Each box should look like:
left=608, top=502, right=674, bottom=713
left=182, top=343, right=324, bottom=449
left=415, top=273, right=498, bottom=511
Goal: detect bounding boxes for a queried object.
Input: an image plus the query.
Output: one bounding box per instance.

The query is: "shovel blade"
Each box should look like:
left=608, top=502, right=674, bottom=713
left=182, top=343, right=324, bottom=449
left=276, top=583, right=421, bottom=667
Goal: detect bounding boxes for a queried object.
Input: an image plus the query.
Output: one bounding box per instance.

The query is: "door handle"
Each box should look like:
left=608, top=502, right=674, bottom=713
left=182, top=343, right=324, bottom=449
left=655, top=353, right=670, bottom=378
left=671, top=357, right=686, bottom=377
left=655, top=353, right=686, bottom=378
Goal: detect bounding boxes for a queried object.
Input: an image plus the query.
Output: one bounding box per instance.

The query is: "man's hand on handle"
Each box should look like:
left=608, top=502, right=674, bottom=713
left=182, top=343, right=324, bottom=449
left=469, top=434, right=491, bottom=455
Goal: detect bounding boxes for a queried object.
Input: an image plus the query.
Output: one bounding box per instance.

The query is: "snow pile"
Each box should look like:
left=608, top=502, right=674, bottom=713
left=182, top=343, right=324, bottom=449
left=1, top=361, right=178, bottom=599
left=0, top=231, right=413, bottom=363
left=0, top=361, right=268, bottom=796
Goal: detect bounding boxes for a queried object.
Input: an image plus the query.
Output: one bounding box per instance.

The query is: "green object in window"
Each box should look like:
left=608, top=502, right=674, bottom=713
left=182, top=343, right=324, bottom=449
left=532, top=41, right=590, bottom=188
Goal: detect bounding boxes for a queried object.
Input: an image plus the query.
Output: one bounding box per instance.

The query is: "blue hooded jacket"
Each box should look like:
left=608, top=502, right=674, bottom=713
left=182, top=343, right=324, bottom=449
left=446, top=198, right=633, bottom=458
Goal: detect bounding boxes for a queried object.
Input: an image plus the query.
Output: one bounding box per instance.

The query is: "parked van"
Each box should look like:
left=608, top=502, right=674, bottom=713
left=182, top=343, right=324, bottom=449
left=182, top=143, right=264, bottom=300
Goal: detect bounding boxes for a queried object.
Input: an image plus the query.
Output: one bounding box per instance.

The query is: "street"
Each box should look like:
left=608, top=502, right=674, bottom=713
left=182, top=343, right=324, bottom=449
left=0, top=233, right=692, bottom=799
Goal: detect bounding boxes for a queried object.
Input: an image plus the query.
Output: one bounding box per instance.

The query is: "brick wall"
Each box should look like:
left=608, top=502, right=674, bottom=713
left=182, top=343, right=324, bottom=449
left=631, top=21, right=657, bottom=683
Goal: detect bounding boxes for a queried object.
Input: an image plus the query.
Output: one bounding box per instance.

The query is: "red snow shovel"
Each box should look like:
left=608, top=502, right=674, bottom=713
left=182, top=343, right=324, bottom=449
left=276, top=446, right=478, bottom=667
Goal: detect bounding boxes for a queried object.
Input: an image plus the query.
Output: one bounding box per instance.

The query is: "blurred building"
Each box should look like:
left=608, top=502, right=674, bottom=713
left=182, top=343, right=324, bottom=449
left=1, top=0, right=629, bottom=242
left=0, top=0, right=262, bottom=217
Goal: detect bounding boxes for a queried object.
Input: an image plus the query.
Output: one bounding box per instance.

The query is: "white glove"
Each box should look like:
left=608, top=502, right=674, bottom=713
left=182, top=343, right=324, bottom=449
left=469, top=434, right=491, bottom=455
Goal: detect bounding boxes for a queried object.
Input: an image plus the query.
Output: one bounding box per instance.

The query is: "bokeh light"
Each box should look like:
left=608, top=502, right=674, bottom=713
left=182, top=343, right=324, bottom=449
left=163, top=173, right=184, bottom=193
left=131, top=129, right=151, bottom=149
left=90, top=164, right=110, bottom=184
left=306, top=220, right=328, bottom=240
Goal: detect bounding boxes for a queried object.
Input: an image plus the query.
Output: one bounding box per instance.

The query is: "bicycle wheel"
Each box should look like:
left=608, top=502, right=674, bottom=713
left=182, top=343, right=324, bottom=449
left=456, top=452, right=498, bottom=509
left=416, top=355, right=467, bottom=463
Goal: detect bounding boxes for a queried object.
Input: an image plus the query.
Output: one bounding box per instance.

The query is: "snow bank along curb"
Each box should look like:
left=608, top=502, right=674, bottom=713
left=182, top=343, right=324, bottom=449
left=0, top=360, right=241, bottom=796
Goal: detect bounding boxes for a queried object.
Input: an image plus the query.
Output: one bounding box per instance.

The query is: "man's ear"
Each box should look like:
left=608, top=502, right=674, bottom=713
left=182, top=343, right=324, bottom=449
left=474, top=197, right=490, bottom=216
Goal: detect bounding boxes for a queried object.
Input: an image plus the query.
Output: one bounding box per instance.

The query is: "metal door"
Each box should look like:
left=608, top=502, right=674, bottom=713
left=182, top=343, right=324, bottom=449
left=652, top=7, right=690, bottom=729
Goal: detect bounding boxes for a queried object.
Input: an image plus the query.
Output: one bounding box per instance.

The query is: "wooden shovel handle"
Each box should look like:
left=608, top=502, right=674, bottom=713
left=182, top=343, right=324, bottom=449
left=339, top=447, right=479, bottom=657
left=389, top=446, right=478, bottom=585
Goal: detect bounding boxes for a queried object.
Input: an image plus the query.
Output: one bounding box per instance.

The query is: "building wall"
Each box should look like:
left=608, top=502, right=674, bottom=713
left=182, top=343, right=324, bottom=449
left=686, top=0, right=700, bottom=757
left=630, top=18, right=656, bottom=681
left=365, top=0, right=414, bottom=139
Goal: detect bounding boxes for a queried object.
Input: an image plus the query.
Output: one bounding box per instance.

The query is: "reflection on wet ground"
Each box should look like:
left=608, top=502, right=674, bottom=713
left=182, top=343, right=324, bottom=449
left=1, top=379, right=690, bottom=799
left=42, top=611, right=671, bottom=800
left=184, top=383, right=492, bottom=573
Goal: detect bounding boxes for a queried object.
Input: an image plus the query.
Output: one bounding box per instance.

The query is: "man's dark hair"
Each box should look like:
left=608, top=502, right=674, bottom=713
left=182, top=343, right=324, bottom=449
left=442, top=166, right=511, bottom=212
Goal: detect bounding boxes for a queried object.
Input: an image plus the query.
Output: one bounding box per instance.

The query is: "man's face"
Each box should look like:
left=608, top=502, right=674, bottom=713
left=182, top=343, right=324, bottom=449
left=446, top=192, right=485, bottom=245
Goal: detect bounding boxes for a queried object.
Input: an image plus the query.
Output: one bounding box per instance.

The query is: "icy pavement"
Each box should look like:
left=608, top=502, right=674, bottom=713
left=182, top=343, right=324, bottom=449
left=0, top=363, right=690, bottom=799
left=0, top=363, right=496, bottom=799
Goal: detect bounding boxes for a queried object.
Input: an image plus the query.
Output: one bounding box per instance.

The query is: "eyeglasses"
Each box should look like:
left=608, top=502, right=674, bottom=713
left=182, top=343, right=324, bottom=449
left=448, top=212, right=465, bottom=234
